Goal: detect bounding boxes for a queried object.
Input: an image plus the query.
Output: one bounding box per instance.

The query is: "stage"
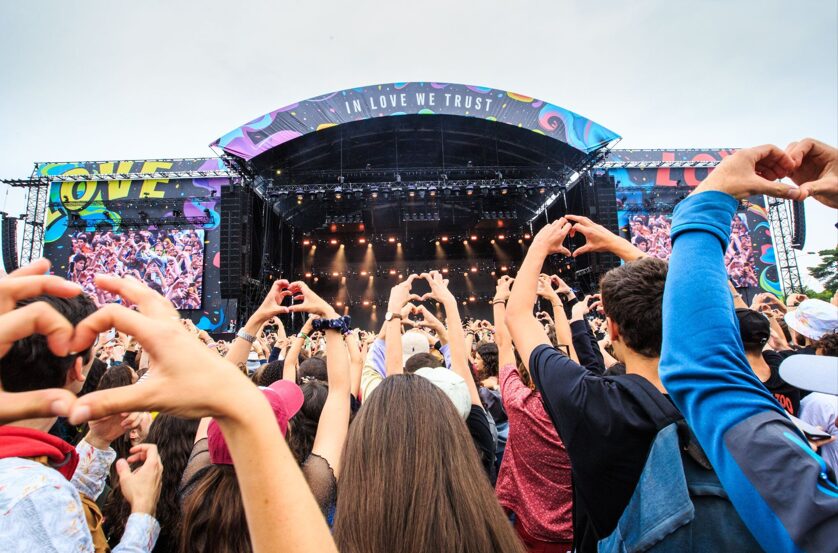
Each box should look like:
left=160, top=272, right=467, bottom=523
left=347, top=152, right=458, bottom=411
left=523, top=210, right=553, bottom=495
left=1, top=82, right=803, bottom=331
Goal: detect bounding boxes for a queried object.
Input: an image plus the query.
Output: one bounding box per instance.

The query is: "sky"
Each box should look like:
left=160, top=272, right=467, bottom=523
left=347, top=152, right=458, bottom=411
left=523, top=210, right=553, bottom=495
left=1, top=0, right=836, bottom=288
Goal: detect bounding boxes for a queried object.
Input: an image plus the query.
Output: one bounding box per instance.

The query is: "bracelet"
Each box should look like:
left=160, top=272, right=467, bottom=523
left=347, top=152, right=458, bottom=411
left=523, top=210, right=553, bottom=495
left=492, top=299, right=506, bottom=305
left=311, top=315, right=352, bottom=335
left=236, top=329, right=256, bottom=344
left=297, top=332, right=309, bottom=340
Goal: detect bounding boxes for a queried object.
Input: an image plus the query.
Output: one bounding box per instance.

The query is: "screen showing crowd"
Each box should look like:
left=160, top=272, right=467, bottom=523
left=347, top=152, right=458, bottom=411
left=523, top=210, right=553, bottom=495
left=66, top=229, right=205, bottom=309
left=627, top=213, right=758, bottom=288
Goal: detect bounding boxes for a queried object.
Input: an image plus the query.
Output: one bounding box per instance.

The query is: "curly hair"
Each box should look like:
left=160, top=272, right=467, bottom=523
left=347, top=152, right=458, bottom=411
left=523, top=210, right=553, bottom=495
left=815, top=331, right=838, bottom=357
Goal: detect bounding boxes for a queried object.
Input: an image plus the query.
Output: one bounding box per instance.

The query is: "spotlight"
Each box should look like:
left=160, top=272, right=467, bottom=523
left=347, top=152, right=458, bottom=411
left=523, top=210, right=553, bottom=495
left=442, top=268, right=449, bottom=274
left=388, top=237, right=396, bottom=243
left=372, top=191, right=379, bottom=199
left=389, top=269, right=397, bottom=275
left=501, top=265, right=508, bottom=272
left=360, top=270, right=368, bottom=276
left=466, top=185, right=474, bottom=196
left=538, top=186, right=546, bottom=194
left=330, top=239, right=338, bottom=245
left=362, top=300, right=371, bottom=307
left=435, top=240, right=440, bottom=245
left=500, top=184, right=509, bottom=195
left=468, top=296, right=476, bottom=302
left=441, top=236, right=449, bottom=242
left=470, top=267, right=478, bottom=273
left=334, top=187, right=343, bottom=200
left=275, top=169, right=282, bottom=175
left=470, top=235, right=478, bottom=241
left=358, top=237, right=366, bottom=244
left=335, top=301, right=343, bottom=307
left=498, top=234, right=506, bottom=241
left=463, top=272, right=468, bottom=277
left=524, top=233, right=531, bottom=239
left=463, top=240, right=468, bottom=245
left=491, top=239, right=496, bottom=244
left=518, top=239, right=523, bottom=244
left=332, top=272, right=339, bottom=277
left=303, top=239, right=311, bottom=246
left=305, top=272, right=312, bottom=278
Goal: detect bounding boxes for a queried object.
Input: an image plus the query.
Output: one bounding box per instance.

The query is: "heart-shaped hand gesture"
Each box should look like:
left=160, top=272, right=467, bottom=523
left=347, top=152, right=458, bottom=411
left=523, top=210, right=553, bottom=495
left=786, top=138, right=838, bottom=208
left=494, top=275, right=515, bottom=303
left=419, top=271, right=455, bottom=304
left=387, top=274, right=423, bottom=313
left=414, top=305, right=446, bottom=337
left=694, top=144, right=803, bottom=200
left=251, top=279, right=294, bottom=323
left=0, top=259, right=85, bottom=423
left=530, top=217, right=572, bottom=257
left=286, top=281, right=339, bottom=319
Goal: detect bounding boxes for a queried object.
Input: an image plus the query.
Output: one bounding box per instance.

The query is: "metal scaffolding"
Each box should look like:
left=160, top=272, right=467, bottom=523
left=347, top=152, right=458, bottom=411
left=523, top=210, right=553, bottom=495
left=1, top=175, right=50, bottom=264
left=766, top=197, right=803, bottom=295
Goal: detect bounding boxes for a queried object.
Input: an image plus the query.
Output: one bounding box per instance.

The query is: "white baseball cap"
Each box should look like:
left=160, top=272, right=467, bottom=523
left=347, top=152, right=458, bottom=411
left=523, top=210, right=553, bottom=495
left=402, top=330, right=430, bottom=366
left=415, top=367, right=471, bottom=420
left=779, top=354, right=838, bottom=396
left=784, top=299, right=838, bottom=341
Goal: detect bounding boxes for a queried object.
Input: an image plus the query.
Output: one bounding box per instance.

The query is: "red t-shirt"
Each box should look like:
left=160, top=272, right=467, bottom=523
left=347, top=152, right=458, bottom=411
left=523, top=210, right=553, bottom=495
left=495, top=363, right=574, bottom=543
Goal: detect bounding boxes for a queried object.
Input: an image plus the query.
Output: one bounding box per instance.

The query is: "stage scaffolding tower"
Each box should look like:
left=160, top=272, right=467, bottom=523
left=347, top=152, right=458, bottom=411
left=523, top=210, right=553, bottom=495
left=0, top=172, right=50, bottom=265
left=766, top=196, right=803, bottom=295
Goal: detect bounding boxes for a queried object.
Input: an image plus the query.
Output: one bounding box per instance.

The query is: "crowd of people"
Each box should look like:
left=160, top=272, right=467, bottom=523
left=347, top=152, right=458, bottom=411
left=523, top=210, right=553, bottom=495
left=67, top=229, right=204, bottom=309
left=0, top=138, right=837, bottom=553
left=628, top=212, right=759, bottom=287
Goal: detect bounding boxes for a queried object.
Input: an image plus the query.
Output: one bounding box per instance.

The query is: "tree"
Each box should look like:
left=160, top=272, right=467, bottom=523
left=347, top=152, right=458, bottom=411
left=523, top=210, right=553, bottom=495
left=808, top=248, right=838, bottom=293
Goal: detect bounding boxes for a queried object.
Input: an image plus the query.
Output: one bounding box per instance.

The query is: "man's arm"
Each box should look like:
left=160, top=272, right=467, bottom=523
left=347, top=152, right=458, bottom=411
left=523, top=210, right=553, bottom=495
left=659, top=145, right=837, bottom=553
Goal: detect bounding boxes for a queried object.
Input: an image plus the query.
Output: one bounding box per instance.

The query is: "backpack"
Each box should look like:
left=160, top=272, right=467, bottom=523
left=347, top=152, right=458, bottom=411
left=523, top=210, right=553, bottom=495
left=598, top=375, right=762, bottom=553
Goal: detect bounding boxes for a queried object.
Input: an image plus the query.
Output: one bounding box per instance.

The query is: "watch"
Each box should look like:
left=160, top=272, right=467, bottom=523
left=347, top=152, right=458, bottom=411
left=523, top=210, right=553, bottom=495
left=236, top=329, right=256, bottom=344
left=385, top=312, right=403, bottom=322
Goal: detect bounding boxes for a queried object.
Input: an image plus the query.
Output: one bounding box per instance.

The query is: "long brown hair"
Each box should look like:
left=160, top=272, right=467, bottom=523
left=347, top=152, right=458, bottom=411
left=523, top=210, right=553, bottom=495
left=333, top=374, right=525, bottom=553
left=178, top=465, right=250, bottom=553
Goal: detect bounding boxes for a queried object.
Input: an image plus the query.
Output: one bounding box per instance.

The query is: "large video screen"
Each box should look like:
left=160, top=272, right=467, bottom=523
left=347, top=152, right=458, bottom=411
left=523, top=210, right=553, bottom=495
left=627, top=213, right=758, bottom=288
left=66, top=229, right=205, bottom=309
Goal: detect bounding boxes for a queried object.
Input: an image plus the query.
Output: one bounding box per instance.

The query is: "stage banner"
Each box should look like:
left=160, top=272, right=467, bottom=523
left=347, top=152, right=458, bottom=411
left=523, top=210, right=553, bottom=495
left=38, top=158, right=232, bottom=331
left=606, top=149, right=736, bottom=188
left=212, top=82, right=620, bottom=160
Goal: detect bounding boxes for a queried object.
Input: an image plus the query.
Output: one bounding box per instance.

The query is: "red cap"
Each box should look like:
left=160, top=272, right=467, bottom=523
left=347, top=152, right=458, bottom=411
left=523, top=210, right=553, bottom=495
left=208, top=380, right=304, bottom=465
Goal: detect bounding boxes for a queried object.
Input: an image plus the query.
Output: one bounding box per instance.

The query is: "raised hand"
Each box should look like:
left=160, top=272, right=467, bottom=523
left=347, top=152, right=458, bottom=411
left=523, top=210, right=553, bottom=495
left=530, top=217, right=572, bottom=257
left=494, top=275, right=515, bottom=303
left=251, top=279, right=294, bottom=323
left=537, top=274, right=561, bottom=304
left=565, top=214, right=645, bottom=262
left=785, top=138, right=838, bottom=208
left=694, top=144, right=803, bottom=200
left=287, top=281, right=339, bottom=318
left=0, top=259, right=83, bottom=423
left=66, top=274, right=263, bottom=422
left=549, top=275, right=574, bottom=297
left=420, top=271, right=456, bottom=304
left=415, top=305, right=447, bottom=340
left=387, top=274, right=421, bottom=313
left=117, top=444, right=163, bottom=516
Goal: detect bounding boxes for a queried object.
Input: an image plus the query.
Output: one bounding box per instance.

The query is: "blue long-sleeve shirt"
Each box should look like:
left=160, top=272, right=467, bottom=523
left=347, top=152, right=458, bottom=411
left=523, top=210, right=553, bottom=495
left=660, top=191, right=838, bottom=553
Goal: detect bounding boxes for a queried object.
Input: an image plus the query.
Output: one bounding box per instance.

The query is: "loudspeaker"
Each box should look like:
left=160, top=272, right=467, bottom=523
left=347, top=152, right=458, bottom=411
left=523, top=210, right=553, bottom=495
left=791, top=199, right=806, bottom=250
left=219, top=186, right=251, bottom=298
left=1, top=214, right=20, bottom=274
left=588, top=174, right=621, bottom=273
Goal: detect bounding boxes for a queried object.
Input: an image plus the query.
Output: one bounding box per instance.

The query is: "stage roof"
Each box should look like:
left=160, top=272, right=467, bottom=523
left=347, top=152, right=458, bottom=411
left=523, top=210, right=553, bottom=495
left=212, top=82, right=620, bottom=161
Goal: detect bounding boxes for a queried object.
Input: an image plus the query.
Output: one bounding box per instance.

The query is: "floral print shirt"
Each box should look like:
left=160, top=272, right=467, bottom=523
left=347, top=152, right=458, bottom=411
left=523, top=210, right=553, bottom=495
left=0, top=438, right=159, bottom=552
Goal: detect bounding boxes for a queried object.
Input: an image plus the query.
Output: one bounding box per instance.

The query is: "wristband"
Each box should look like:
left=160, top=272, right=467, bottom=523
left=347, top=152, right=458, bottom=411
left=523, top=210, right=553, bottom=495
left=311, top=315, right=352, bottom=335
left=298, top=331, right=309, bottom=340
left=236, top=329, right=256, bottom=344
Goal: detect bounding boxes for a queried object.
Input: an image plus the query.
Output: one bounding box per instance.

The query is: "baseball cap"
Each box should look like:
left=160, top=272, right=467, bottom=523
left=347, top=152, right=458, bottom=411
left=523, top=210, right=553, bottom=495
left=415, top=366, right=471, bottom=420
left=784, top=299, right=838, bottom=341
left=208, top=380, right=304, bottom=465
left=779, top=355, right=838, bottom=396
left=735, top=308, right=770, bottom=347
left=402, top=330, right=430, bottom=367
